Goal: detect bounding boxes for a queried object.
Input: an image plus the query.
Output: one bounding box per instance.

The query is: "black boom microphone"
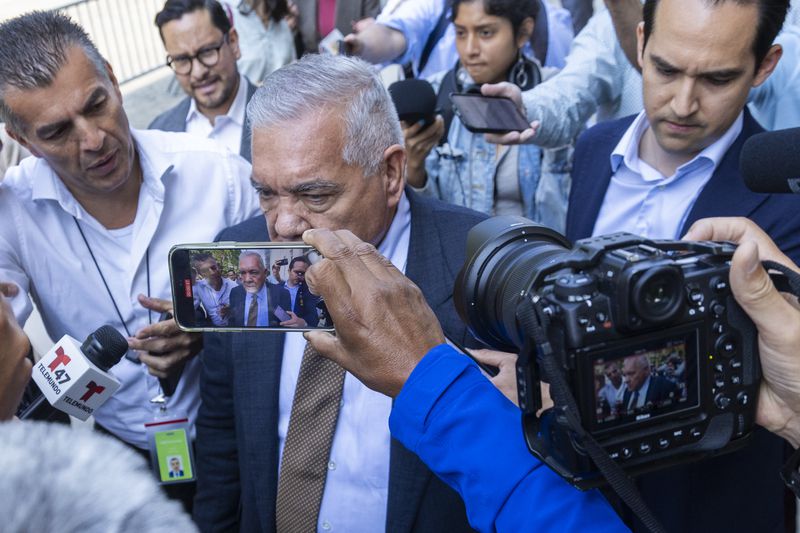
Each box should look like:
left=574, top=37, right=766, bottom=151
left=388, top=78, right=437, bottom=128
left=740, top=127, right=800, bottom=193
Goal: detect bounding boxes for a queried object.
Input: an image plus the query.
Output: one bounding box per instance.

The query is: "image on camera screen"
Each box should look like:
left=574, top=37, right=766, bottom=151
left=179, top=248, right=330, bottom=330
left=591, top=335, right=697, bottom=429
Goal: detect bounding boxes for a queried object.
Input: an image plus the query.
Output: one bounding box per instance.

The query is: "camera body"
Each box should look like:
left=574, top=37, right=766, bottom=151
left=455, top=218, right=759, bottom=489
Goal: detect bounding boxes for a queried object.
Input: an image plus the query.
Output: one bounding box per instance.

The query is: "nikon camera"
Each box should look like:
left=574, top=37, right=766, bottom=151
left=454, top=216, right=759, bottom=489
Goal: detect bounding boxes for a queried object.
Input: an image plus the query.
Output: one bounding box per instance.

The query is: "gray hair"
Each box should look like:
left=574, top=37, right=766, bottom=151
left=0, top=421, right=198, bottom=533
left=239, top=250, right=266, bottom=269
left=0, top=11, right=109, bottom=134
left=247, top=54, right=403, bottom=177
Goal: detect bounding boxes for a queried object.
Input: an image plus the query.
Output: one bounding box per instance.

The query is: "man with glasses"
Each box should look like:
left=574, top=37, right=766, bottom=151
left=151, top=0, right=257, bottom=162
left=283, top=255, right=320, bottom=327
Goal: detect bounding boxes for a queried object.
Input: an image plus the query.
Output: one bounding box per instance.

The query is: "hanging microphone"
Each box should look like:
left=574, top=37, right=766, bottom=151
left=18, top=325, right=128, bottom=421
left=740, top=127, right=800, bottom=193
left=388, top=78, right=437, bottom=128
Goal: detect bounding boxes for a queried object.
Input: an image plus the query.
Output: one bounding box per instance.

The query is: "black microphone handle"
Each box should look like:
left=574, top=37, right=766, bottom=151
left=17, top=385, right=69, bottom=422
left=157, top=311, right=182, bottom=397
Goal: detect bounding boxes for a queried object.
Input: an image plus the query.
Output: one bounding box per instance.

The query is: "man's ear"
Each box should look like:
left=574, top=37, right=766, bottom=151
left=104, top=60, right=123, bottom=102
left=753, top=44, right=782, bottom=88
left=383, top=144, right=406, bottom=208
left=5, top=125, right=41, bottom=158
left=229, top=28, right=242, bottom=61
left=636, top=21, right=646, bottom=71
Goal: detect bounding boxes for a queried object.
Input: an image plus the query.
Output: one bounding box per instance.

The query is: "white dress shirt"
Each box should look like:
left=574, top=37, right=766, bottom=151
left=278, top=192, right=412, bottom=533
left=195, top=277, right=238, bottom=326
left=592, top=111, right=743, bottom=240
left=185, top=73, right=248, bottom=155
left=1, top=129, right=260, bottom=448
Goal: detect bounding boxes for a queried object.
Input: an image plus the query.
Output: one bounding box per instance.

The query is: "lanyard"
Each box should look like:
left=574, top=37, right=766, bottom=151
left=72, top=216, right=152, bottom=337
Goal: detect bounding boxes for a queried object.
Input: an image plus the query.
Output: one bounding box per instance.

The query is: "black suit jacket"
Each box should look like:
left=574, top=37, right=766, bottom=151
left=567, top=110, right=798, bottom=533
left=290, top=282, right=321, bottom=327
left=194, top=190, right=487, bottom=532
left=622, top=375, right=678, bottom=410
left=228, top=283, right=292, bottom=328
left=148, top=78, right=258, bottom=162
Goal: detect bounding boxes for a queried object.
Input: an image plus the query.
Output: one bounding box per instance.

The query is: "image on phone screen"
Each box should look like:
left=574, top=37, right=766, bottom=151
left=169, top=244, right=332, bottom=332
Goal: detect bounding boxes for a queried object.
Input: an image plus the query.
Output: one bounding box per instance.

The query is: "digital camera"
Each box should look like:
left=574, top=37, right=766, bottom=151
left=454, top=216, right=759, bottom=489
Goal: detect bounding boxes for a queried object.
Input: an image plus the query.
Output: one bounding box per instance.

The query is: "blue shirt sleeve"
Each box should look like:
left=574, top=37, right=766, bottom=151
left=389, top=344, right=629, bottom=533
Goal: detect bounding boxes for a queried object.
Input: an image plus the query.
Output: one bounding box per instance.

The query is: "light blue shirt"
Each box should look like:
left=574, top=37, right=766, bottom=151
left=592, top=111, right=743, bottom=240
left=243, top=284, right=271, bottom=327
left=284, top=281, right=300, bottom=311
left=377, top=0, right=574, bottom=77
left=278, top=193, right=412, bottom=533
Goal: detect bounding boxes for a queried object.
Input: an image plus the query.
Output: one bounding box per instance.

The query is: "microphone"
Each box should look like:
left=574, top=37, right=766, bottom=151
left=18, top=325, right=128, bottom=421
left=388, top=78, right=437, bottom=128
left=740, top=127, right=800, bottom=193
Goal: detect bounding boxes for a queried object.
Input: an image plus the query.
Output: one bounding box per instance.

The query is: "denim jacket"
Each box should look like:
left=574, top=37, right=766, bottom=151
left=416, top=68, right=572, bottom=232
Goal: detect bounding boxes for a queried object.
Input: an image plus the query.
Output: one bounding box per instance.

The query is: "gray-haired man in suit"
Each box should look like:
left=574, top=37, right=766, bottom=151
left=194, top=53, right=486, bottom=532
left=150, top=0, right=257, bottom=161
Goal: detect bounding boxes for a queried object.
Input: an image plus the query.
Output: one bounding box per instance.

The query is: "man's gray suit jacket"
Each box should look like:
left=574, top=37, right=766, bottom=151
left=148, top=78, right=257, bottom=162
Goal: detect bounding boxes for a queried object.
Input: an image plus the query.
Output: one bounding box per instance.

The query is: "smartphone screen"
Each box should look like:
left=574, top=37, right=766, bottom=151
left=169, top=243, right=332, bottom=332
left=450, top=93, right=531, bottom=134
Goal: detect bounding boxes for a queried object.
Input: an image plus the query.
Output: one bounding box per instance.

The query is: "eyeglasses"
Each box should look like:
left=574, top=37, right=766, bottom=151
left=292, top=270, right=306, bottom=276
left=166, top=34, right=228, bottom=75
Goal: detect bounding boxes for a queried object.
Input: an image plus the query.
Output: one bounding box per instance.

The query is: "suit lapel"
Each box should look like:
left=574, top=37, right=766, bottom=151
left=236, top=330, right=285, bottom=533
left=385, top=190, right=452, bottom=533
left=240, top=81, right=257, bottom=162
left=565, top=120, right=631, bottom=241
left=681, top=111, right=769, bottom=234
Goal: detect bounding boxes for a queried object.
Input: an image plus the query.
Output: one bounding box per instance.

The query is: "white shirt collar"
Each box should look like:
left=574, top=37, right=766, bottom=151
left=185, top=73, right=248, bottom=128
left=377, top=191, right=411, bottom=272
left=610, top=110, right=744, bottom=180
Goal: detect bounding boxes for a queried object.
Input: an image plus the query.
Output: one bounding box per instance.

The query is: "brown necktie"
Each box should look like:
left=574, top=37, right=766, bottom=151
left=246, top=294, right=258, bottom=327
left=275, top=342, right=346, bottom=532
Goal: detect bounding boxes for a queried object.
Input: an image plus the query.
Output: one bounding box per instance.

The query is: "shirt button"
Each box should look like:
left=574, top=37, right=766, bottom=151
left=322, top=520, right=332, bottom=530
left=328, top=461, right=336, bottom=471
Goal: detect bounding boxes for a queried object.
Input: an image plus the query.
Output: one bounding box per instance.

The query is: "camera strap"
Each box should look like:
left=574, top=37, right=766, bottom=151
left=517, top=301, right=667, bottom=533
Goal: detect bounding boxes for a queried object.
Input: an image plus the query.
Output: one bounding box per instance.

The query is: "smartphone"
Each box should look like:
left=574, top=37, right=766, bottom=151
left=450, top=93, right=531, bottom=134
left=169, top=243, right=332, bottom=332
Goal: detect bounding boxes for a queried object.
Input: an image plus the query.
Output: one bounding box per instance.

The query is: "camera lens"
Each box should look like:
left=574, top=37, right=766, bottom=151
left=454, top=216, right=571, bottom=351
left=631, top=267, right=683, bottom=324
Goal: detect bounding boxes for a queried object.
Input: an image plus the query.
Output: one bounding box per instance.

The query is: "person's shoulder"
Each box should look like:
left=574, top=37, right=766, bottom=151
left=409, top=189, right=488, bottom=226
left=215, top=215, right=268, bottom=242
left=579, top=115, right=637, bottom=144
left=147, top=97, right=191, bottom=131
left=1, top=156, right=52, bottom=204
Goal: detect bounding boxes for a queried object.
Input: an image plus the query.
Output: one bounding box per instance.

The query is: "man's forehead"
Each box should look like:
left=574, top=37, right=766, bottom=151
left=647, top=0, right=758, bottom=67
left=162, top=9, right=222, bottom=53
left=4, top=47, right=110, bottom=130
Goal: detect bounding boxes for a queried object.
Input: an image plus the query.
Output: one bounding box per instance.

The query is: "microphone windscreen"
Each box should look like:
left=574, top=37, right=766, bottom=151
left=388, top=79, right=437, bottom=125
left=82, top=325, right=128, bottom=371
left=740, top=127, right=800, bottom=193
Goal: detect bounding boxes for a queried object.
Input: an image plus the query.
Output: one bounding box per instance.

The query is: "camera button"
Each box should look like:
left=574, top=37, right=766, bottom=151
left=621, top=447, right=633, bottom=459
left=711, top=301, right=726, bottom=318
left=730, top=374, right=742, bottom=386
left=737, top=391, right=750, bottom=406
left=730, top=359, right=742, bottom=370
left=714, top=374, right=726, bottom=388
left=712, top=321, right=726, bottom=335
left=657, top=437, right=670, bottom=449
left=715, top=334, right=737, bottom=358
left=639, top=442, right=652, bottom=454
left=689, top=427, right=703, bottom=440
left=714, top=393, right=732, bottom=410
left=686, top=287, right=704, bottom=306
left=714, top=362, right=725, bottom=373
left=711, top=277, right=729, bottom=293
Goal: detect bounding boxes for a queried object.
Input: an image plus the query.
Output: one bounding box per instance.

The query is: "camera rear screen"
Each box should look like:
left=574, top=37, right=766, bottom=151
left=171, top=247, right=332, bottom=330
left=589, top=331, right=699, bottom=431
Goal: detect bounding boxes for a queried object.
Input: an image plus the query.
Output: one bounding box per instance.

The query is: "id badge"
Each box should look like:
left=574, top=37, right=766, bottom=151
left=145, top=408, right=195, bottom=484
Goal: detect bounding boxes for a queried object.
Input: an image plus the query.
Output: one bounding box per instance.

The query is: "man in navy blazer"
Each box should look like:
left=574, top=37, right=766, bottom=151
left=150, top=0, right=257, bottom=162
left=227, top=250, right=292, bottom=328
left=193, top=54, right=485, bottom=532
left=566, top=0, right=797, bottom=530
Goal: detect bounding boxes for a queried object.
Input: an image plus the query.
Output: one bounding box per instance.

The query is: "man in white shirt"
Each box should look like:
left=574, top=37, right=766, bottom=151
left=195, top=54, right=486, bottom=532
left=191, top=252, right=238, bottom=326
left=150, top=0, right=258, bottom=162
left=0, top=11, right=259, bottom=508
